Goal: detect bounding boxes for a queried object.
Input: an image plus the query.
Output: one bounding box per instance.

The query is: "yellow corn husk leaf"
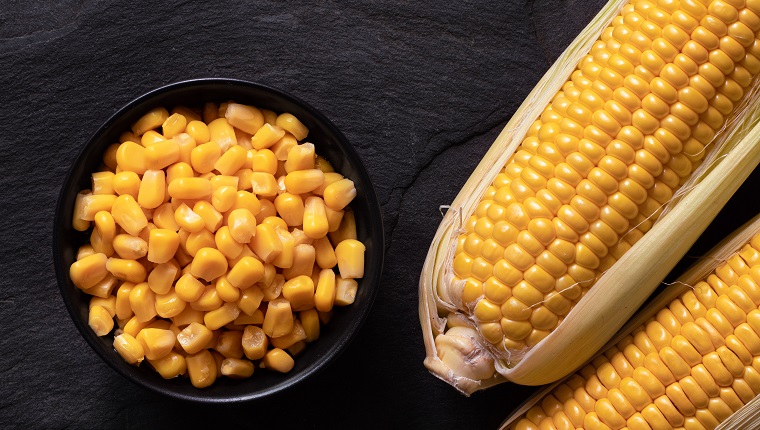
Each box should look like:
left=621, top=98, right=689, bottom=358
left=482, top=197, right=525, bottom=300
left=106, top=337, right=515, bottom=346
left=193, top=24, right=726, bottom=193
left=419, top=0, right=760, bottom=393
left=500, top=213, right=760, bottom=430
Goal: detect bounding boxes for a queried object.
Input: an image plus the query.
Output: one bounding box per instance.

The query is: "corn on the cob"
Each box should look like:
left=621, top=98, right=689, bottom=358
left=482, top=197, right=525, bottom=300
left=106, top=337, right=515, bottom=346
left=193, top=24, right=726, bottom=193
left=502, top=214, right=760, bottom=430
left=420, top=0, right=760, bottom=391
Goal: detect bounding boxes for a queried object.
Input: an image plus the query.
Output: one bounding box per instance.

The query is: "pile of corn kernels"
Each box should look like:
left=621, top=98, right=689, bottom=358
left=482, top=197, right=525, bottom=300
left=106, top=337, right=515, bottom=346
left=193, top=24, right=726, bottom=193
left=69, top=101, right=364, bottom=387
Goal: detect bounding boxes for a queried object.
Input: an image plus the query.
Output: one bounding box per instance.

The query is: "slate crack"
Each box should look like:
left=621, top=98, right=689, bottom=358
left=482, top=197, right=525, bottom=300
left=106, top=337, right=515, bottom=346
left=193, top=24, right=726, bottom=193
left=524, top=0, right=554, bottom=68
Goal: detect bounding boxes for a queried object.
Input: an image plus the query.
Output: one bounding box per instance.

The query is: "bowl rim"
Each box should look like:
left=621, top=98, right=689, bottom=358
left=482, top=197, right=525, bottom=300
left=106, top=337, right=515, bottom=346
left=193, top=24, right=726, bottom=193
left=52, top=77, right=384, bottom=403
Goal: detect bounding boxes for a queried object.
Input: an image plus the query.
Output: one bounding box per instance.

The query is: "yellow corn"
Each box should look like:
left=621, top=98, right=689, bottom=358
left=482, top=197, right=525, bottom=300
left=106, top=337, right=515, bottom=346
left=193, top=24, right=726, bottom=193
left=271, top=321, right=307, bottom=349
left=69, top=253, right=108, bottom=289
left=249, top=223, right=283, bottom=263
left=186, top=120, right=210, bottom=144
left=284, top=169, right=324, bottom=195
left=261, top=348, right=295, bottom=373
left=207, top=118, right=237, bottom=152
left=173, top=306, right=204, bottom=327
left=77, top=244, right=96, bottom=260
left=186, top=349, right=217, bottom=388
left=300, top=309, right=320, bottom=342
left=136, top=328, right=175, bottom=361
left=335, top=239, right=365, bottom=279
left=504, top=225, right=760, bottom=430
left=251, top=148, right=278, bottom=175
left=92, top=171, right=115, bottom=195
left=89, top=295, right=116, bottom=316
left=204, top=302, right=241, bottom=330
left=323, top=178, right=356, bottom=211
left=113, top=333, right=145, bottom=365
left=190, top=284, right=223, bottom=312
left=193, top=201, right=223, bottom=233
left=334, top=276, right=357, bottom=306
left=284, top=142, right=316, bottom=172
left=115, top=282, right=134, bottom=320
left=112, top=171, right=141, bottom=198
left=314, top=269, right=336, bottom=312
left=282, top=275, right=315, bottom=312
left=215, top=276, right=240, bottom=303
left=262, top=298, right=294, bottom=338
left=132, top=107, right=168, bottom=136
left=313, top=172, right=344, bottom=196
left=329, top=208, right=356, bottom=245
left=237, top=286, right=264, bottom=316
left=106, top=258, right=147, bottom=283
left=144, top=139, right=180, bottom=170
left=140, top=130, right=164, bottom=146
left=82, top=273, right=119, bottom=298
left=270, top=133, right=298, bottom=161
left=190, top=247, right=228, bottom=282
left=222, top=258, right=262, bottom=292
left=147, top=261, right=178, bottom=294
left=166, top=162, right=194, bottom=184
left=220, top=358, right=254, bottom=378
left=168, top=177, right=212, bottom=200
left=174, top=203, right=205, bottom=233
left=251, top=124, right=285, bottom=150
left=128, top=282, right=156, bottom=322
left=115, top=141, right=147, bottom=175
left=91, top=211, right=116, bottom=256
left=79, top=194, right=117, bottom=221
left=283, top=243, right=316, bottom=280
left=151, top=203, right=178, bottom=231
left=154, top=289, right=186, bottom=318
left=177, top=321, right=213, bottom=355
left=227, top=208, right=257, bottom=244
left=147, top=228, right=179, bottom=264
left=111, top=194, right=147, bottom=236
left=303, top=196, right=329, bottom=239
left=225, top=103, right=264, bottom=135
left=242, top=326, right=268, bottom=360
left=214, top=145, right=247, bottom=176
left=112, top=234, right=147, bottom=260
left=72, top=190, right=92, bottom=231
left=162, top=113, right=187, bottom=139
left=272, top=228, right=295, bottom=269
left=103, top=143, right=119, bottom=170
left=88, top=305, right=114, bottom=336
left=149, top=351, right=186, bottom=379
left=213, top=226, right=243, bottom=260
left=249, top=172, right=278, bottom=197
left=276, top=113, right=309, bottom=141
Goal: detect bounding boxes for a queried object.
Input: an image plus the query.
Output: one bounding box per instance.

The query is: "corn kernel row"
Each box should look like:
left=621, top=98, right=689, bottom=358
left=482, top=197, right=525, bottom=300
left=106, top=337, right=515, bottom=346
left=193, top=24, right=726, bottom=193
left=70, top=100, right=365, bottom=388
left=510, top=233, right=760, bottom=430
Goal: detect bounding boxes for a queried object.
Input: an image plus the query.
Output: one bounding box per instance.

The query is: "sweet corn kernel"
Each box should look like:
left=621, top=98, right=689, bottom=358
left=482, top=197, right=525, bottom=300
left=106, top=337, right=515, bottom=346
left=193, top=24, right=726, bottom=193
left=136, top=328, right=176, bottom=361
left=214, top=330, right=244, bottom=360
left=79, top=194, right=117, bottom=221
left=271, top=133, right=298, bottom=161
left=190, top=285, right=223, bottom=312
left=141, top=130, right=164, bottom=146
left=193, top=201, right=223, bottom=233
left=186, top=120, right=210, bottom=144
left=314, top=236, right=337, bottom=269
left=227, top=208, right=257, bottom=244
left=250, top=172, right=278, bottom=197
left=255, top=200, right=277, bottom=224
left=323, top=178, right=356, bottom=211
left=251, top=123, right=285, bottom=150
left=300, top=309, right=320, bottom=342
left=137, top=169, right=166, bottom=210
left=221, top=358, right=254, bottom=378
left=155, top=290, right=186, bottom=318
left=114, top=333, right=145, bottom=365
left=225, top=103, right=264, bottom=135
left=82, top=273, right=118, bottom=298
left=334, top=277, right=358, bottom=306
left=112, top=234, right=147, bottom=260
left=325, top=206, right=344, bottom=233
left=190, top=248, right=228, bottom=282
left=162, top=113, right=187, bottom=139
left=282, top=244, right=316, bottom=280
left=147, top=261, right=179, bottom=295
left=177, top=322, right=214, bottom=355
left=313, top=172, right=344, bottom=196
left=111, top=194, right=148, bottom=236
left=274, top=193, right=305, bottom=227
left=262, top=298, right=294, bottom=338
left=275, top=113, right=308, bottom=141
left=215, top=276, right=240, bottom=302
left=282, top=275, right=316, bottom=311
left=284, top=142, right=316, bottom=172
left=261, top=348, right=295, bottom=373
left=129, top=282, right=156, bottom=322
left=249, top=223, right=282, bottom=263
left=174, top=203, right=205, bottom=233
left=227, top=256, right=265, bottom=289
left=173, top=306, right=204, bottom=327
left=271, top=321, right=307, bottom=349
left=329, top=209, right=357, bottom=245
left=168, top=177, right=212, bottom=200
left=211, top=185, right=237, bottom=214
left=115, top=282, right=134, bottom=320
left=89, top=295, right=116, bottom=316
left=272, top=229, right=295, bottom=269
left=91, top=211, right=116, bottom=256
left=116, top=141, right=147, bottom=174
left=153, top=202, right=179, bottom=231
left=147, top=229, right=180, bottom=264
left=171, top=107, right=200, bottom=123
left=107, top=258, right=147, bottom=283
left=214, top=145, right=247, bottom=176
left=251, top=148, right=278, bottom=175
left=214, top=226, right=244, bottom=259
left=149, top=351, right=186, bottom=379
left=77, top=244, right=96, bottom=260
left=314, top=269, right=336, bottom=312
left=335, top=239, right=366, bottom=279
left=89, top=305, right=114, bottom=336
left=206, top=118, right=236, bottom=152
left=284, top=169, right=324, bottom=195
left=132, top=107, right=169, bottom=136
left=112, top=171, right=141, bottom=198
left=173, top=133, right=196, bottom=165
left=72, top=190, right=92, bottom=231
left=303, top=196, right=329, bottom=239
left=242, top=326, right=268, bottom=360
left=174, top=273, right=205, bottom=302
left=123, top=315, right=151, bottom=337
left=237, top=286, right=264, bottom=316
left=186, top=350, right=217, bottom=388
left=103, top=144, right=119, bottom=170
left=92, top=171, right=115, bottom=195
left=144, top=140, right=180, bottom=170
left=315, top=155, right=333, bottom=172
left=204, top=302, right=241, bottom=330
left=261, top=273, right=285, bottom=302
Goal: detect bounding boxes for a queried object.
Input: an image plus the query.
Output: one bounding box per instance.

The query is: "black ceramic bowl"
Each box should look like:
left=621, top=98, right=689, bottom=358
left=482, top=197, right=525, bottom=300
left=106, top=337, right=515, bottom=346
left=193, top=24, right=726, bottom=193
left=53, top=78, right=384, bottom=402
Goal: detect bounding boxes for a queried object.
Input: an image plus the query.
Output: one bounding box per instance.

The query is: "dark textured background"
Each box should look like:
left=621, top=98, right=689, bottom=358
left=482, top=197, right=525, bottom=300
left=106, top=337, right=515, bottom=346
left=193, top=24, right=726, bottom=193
left=3, top=0, right=760, bottom=428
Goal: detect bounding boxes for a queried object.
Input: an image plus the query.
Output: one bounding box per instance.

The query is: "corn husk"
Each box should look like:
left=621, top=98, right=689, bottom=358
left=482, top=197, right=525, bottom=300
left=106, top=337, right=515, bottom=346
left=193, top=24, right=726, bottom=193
left=500, top=213, right=760, bottom=430
left=419, top=0, right=760, bottom=393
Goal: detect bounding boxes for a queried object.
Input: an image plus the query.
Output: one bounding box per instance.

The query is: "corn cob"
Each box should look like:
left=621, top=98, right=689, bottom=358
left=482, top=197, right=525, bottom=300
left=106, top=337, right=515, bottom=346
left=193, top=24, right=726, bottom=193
left=502, top=214, right=760, bottom=430
left=420, top=0, right=760, bottom=391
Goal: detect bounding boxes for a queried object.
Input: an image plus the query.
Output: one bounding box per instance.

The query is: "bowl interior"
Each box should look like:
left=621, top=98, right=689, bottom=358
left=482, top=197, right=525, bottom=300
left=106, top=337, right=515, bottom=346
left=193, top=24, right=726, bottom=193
left=53, top=78, right=384, bottom=402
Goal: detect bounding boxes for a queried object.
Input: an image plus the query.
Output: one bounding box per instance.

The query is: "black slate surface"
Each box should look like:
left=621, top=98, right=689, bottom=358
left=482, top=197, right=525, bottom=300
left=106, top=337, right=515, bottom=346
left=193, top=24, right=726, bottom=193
left=3, top=1, right=760, bottom=428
